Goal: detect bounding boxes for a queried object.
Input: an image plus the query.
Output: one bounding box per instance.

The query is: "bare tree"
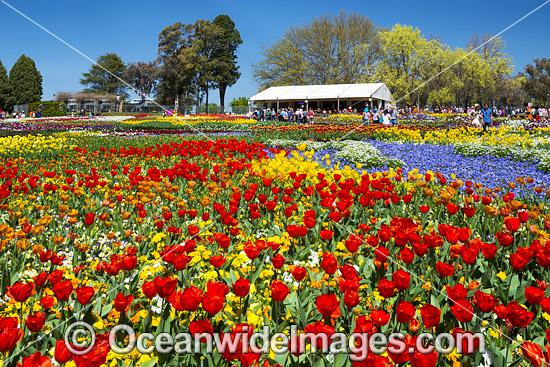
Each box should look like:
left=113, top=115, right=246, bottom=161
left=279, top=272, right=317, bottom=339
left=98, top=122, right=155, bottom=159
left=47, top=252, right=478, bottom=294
left=55, top=92, right=73, bottom=103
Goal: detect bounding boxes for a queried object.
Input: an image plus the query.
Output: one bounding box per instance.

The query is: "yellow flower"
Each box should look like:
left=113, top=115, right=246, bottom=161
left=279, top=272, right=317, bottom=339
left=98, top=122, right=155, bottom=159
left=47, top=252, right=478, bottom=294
left=152, top=232, right=166, bottom=243
left=496, top=271, right=507, bottom=280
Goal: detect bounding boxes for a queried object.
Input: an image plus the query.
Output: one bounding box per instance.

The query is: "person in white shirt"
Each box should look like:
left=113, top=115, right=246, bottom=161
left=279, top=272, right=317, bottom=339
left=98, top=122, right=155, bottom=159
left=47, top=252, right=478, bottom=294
left=538, top=107, right=547, bottom=121
left=382, top=110, right=391, bottom=125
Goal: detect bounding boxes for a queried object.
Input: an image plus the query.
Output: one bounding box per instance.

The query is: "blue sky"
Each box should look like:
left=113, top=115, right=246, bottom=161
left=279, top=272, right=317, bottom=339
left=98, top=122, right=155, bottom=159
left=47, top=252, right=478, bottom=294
left=0, top=0, right=548, bottom=105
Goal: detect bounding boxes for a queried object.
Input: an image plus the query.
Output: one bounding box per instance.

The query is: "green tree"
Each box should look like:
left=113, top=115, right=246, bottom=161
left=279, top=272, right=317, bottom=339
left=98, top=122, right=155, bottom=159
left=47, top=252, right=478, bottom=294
left=520, top=58, right=550, bottom=106
left=156, top=22, right=196, bottom=107
left=421, top=43, right=463, bottom=107
left=198, top=103, right=219, bottom=114
left=467, top=34, right=513, bottom=105
left=8, top=55, right=42, bottom=107
left=230, top=96, right=248, bottom=107
left=450, top=48, right=493, bottom=107
left=123, top=61, right=159, bottom=98
left=211, top=15, right=242, bottom=113
left=0, top=60, right=10, bottom=110
left=252, top=11, right=381, bottom=89
left=374, top=24, right=430, bottom=106
left=80, top=53, right=128, bottom=99
left=189, top=19, right=225, bottom=113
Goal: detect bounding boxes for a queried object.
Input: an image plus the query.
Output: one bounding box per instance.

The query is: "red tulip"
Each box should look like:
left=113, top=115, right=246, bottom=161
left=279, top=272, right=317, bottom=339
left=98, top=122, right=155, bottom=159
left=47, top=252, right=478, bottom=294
left=0, top=317, right=22, bottom=353
left=371, top=309, right=390, bottom=326
left=435, top=261, right=454, bottom=277
left=270, top=280, right=289, bottom=302
left=316, top=294, right=339, bottom=319
left=393, top=269, right=411, bottom=290
left=153, top=276, right=177, bottom=298
left=504, top=216, right=521, bottom=232
left=320, top=253, right=338, bottom=274
left=450, top=300, right=474, bottom=323
left=507, top=302, right=534, bottom=328
left=76, top=286, right=95, bottom=305
left=53, top=280, right=73, bottom=302
left=518, top=211, right=530, bottom=223
left=202, top=292, right=225, bottom=315
left=525, top=286, right=545, bottom=305
left=26, top=312, right=46, bottom=333
left=377, top=279, right=395, bottom=299
left=8, top=282, right=34, bottom=303
left=73, top=339, right=109, bottom=367
left=40, top=296, right=56, bottom=309
left=410, top=347, right=438, bottom=367
left=84, top=212, right=95, bottom=226
left=54, top=339, right=73, bottom=363
left=121, top=255, right=137, bottom=271
left=17, top=351, right=52, bottom=367
left=272, top=254, right=285, bottom=269
left=473, top=291, right=498, bottom=313
left=291, top=267, right=308, bottom=281
left=481, top=242, right=498, bottom=259
left=495, top=232, right=514, bottom=247
left=344, top=291, right=360, bottom=308
left=207, top=281, right=229, bottom=297
left=446, top=283, right=468, bottom=302
left=232, top=278, right=250, bottom=298
left=209, top=255, right=225, bottom=268
left=114, top=293, right=134, bottom=312
left=396, top=301, right=416, bottom=323
left=141, top=281, right=157, bottom=299
left=521, top=342, right=547, bottom=367
left=420, top=304, right=441, bottom=328
left=33, top=272, right=48, bottom=288
left=510, top=253, right=530, bottom=270
left=189, top=319, right=213, bottom=337
left=320, top=229, right=333, bottom=240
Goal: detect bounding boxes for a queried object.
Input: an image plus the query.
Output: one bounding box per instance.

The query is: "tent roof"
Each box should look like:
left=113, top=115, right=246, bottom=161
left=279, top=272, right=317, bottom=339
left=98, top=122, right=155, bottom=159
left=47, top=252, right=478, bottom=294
left=249, top=83, right=393, bottom=102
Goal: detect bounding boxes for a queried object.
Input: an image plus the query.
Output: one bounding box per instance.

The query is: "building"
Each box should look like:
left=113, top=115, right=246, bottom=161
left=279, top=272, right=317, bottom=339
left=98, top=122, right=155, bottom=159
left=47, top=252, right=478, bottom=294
left=249, top=83, right=394, bottom=111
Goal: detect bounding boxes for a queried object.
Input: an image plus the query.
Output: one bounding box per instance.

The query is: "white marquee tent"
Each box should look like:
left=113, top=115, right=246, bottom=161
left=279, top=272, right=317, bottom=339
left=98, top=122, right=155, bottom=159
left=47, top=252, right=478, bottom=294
left=249, top=83, right=394, bottom=111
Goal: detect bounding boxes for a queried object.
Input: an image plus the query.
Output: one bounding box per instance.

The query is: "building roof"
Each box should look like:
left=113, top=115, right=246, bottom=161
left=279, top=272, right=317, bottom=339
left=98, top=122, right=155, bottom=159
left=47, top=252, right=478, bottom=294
left=249, top=83, right=393, bottom=102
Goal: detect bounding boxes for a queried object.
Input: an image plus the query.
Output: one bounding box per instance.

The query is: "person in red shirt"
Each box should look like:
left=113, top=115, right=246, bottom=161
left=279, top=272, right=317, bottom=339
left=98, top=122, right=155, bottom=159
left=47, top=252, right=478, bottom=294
left=307, top=108, right=315, bottom=124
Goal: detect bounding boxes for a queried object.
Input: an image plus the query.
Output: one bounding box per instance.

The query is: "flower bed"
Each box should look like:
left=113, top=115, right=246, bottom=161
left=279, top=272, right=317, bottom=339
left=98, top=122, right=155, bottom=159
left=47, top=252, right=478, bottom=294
left=0, top=118, right=549, bottom=367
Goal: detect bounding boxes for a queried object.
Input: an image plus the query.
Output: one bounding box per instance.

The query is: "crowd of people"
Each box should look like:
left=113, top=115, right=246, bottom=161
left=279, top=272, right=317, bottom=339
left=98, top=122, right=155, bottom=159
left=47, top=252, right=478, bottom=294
left=246, top=103, right=548, bottom=126
left=0, top=110, right=30, bottom=119
left=247, top=108, right=316, bottom=124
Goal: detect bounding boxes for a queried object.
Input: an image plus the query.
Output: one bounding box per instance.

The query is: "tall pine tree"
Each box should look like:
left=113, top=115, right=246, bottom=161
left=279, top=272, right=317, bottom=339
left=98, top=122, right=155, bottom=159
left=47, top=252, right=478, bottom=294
left=0, top=60, right=9, bottom=110
left=9, top=55, right=43, bottom=106
left=80, top=53, right=128, bottom=98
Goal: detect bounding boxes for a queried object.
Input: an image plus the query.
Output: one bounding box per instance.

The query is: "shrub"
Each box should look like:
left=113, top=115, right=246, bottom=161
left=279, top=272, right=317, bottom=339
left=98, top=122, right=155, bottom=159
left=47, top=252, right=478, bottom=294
left=29, top=101, right=66, bottom=117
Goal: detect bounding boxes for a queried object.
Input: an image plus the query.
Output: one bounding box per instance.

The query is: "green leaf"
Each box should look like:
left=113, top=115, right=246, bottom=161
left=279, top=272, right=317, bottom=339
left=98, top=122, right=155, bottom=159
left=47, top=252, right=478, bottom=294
left=139, top=358, right=158, bottom=367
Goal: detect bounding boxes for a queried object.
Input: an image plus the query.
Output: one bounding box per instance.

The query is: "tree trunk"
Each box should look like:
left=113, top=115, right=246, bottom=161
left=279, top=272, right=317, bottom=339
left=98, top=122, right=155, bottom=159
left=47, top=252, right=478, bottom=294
left=196, top=83, right=201, bottom=114
left=205, top=87, right=209, bottom=114
left=219, top=85, right=227, bottom=114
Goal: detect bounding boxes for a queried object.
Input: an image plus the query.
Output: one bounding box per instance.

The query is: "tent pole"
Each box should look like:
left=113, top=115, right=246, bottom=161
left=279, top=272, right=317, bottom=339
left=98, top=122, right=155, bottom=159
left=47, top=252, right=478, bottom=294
left=337, top=97, right=340, bottom=112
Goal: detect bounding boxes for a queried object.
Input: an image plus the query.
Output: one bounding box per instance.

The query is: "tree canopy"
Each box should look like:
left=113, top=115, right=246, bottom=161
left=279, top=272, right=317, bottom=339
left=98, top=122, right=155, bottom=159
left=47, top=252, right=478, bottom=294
left=80, top=53, right=128, bottom=99
left=211, top=15, right=242, bottom=112
left=0, top=60, right=9, bottom=110
left=521, top=58, right=550, bottom=106
left=252, top=16, right=518, bottom=107
left=252, top=11, right=381, bottom=90
left=8, top=55, right=43, bottom=107
left=230, top=96, right=248, bottom=108
left=123, top=61, right=159, bottom=98
left=156, top=15, right=242, bottom=112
